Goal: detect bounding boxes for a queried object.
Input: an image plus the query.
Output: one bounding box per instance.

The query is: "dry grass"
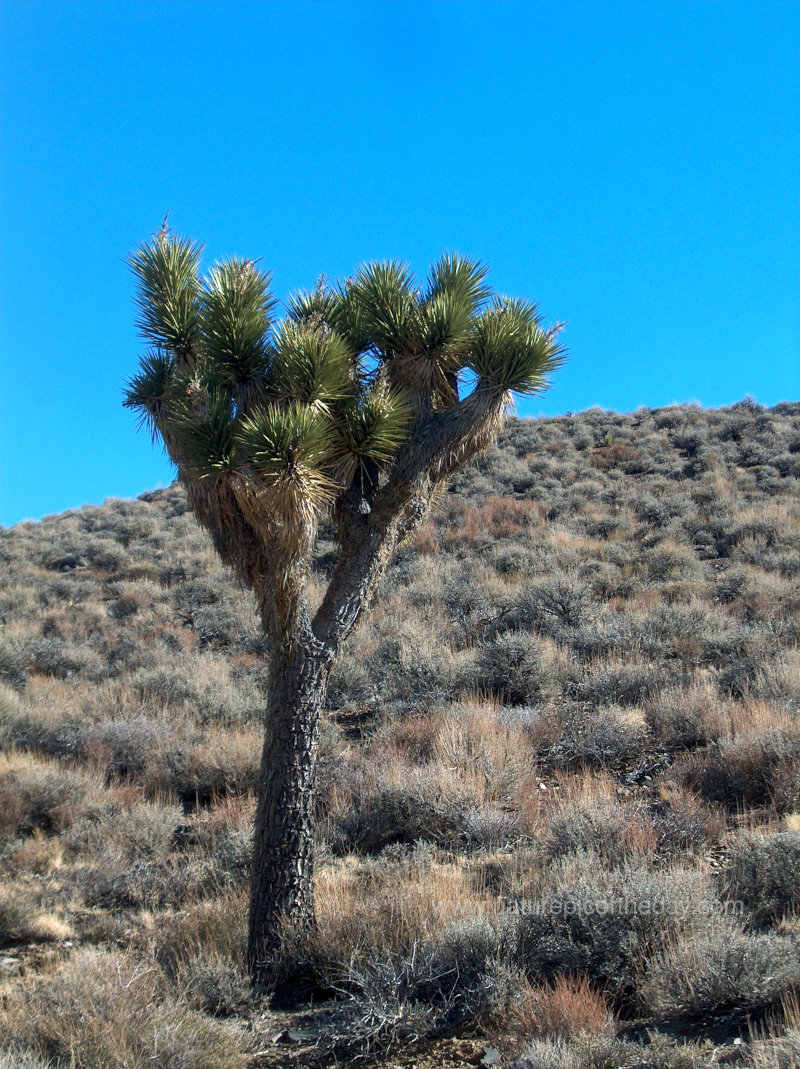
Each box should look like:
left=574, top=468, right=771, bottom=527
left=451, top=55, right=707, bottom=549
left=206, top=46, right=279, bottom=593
left=510, top=975, right=617, bottom=1040
left=313, top=851, right=500, bottom=960
left=1, top=402, right=799, bottom=1063
left=2, top=947, right=248, bottom=1068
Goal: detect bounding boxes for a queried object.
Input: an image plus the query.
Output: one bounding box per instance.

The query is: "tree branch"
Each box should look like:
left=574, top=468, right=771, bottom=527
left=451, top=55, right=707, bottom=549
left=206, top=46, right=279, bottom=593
left=313, top=380, right=506, bottom=652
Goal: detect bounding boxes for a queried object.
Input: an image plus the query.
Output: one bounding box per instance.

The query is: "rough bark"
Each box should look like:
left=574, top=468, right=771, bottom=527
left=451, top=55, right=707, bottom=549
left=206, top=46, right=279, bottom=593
left=247, top=636, right=333, bottom=980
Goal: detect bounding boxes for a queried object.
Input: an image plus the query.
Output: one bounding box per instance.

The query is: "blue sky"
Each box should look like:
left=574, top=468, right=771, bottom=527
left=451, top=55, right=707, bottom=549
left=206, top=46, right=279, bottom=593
left=1, top=0, right=798, bottom=527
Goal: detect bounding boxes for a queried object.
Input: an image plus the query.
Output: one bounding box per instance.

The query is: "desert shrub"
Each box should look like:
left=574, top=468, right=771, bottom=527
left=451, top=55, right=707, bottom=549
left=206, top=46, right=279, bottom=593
left=717, top=831, right=800, bottom=927
left=634, top=604, right=751, bottom=667
left=509, top=577, right=592, bottom=633
left=544, top=794, right=652, bottom=865
left=61, top=536, right=125, bottom=572
left=326, top=647, right=374, bottom=707
left=713, top=565, right=750, bottom=604
left=65, top=800, right=183, bottom=861
left=671, top=730, right=800, bottom=812
left=515, top=859, right=715, bottom=1004
left=0, top=884, right=38, bottom=946
left=0, top=679, right=21, bottom=724
left=512, top=1032, right=730, bottom=1069
left=772, top=762, right=800, bottom=815
left=0, top=697, right=90, bottom=758
left=0, top=1051, right=55, bottom=1069
left=0, top=636, right=29, bottom=689
left=644, top=684, right=717, bottom=748
left=489, top=543, right=538, bottom=576
left=373, top=616, right=456, bottom=705
left=141, top=888, right=249, bottom=986
left=460, top=804, right=520, bottom=847
left=80, top=844, right=243, bottom=909
left=178, top=955, right=251, bottom=1017
left=181, top=598, right=257, bottom=651
left=30, top=637, right=108, bottom=682
left=644, top=541, right=700, bottom=582
left=327, top=774, right=470, bottom=854
left=132, top=657, right=262, bottom=725
left=426, top=701, right=534, bottom=804
left=469, top=632, right=549, bottom=705
left=95, top=632, right=156, bottom=675
left=175, top=801, right=254, bottom=884
left=174, top=725, right=262, bottom=802
left=312, top=935, right=489, bottom=1055
left=1, top=948, right=246, bottom=1069
left=639, top=916, right=800, bottom=1019
left=0, top=753, right=100, bottom=836
left=649, top=789, right=725, bottom=859
left=586, top=562, right=636, bottom=601
left=508, top=973, right=616, bottom=1041
left=444, top=576, right=492, bottom=644
left=546, top=705, right=650, bottom=768
left=566, top=664, right=663, bottom=707
left=749, top=1026, right=800, bottom=1069
left=80, top=855, right=185, bottom=909
left=0, top=898, right=71, bottom=947
left=79, top=716, right=179, bottom=778
left=718, top=656, right=764, bottom=699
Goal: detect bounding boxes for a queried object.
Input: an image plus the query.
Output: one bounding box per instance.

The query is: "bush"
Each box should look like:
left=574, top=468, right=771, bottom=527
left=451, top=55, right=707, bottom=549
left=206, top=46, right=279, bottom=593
left=79, top=716, right=179, bottom=778
left=671, top=730, right=800, bottom=812
left=178, top=955, right=251, bottom=1017
left=132, top=658, right=262, bottom=725
left=509, top=974, right=616, bottom=1041
left=65, top=800, right=183, bottom=861
left=0, top=1050, right=55, bottom=1069
left=650, top=790, right=725, bottom=859
left=547, top=706, right=650, bottom=768
left=328, top=775, right=470, bottom=854
left=1, top=948, right=246, bottom=1068
left=639, top=916, right=800, bottom=1019
left=470, top=632, right=549, bottom=705
left=0, top=753, right=99, bottom=836
left=515, top=860, right=715, bottom=1004
left=509, top=577, right=592, bottom=633
left=644, top=685, right=715, bottom=748
left=717, top=831, right=800, bottom=927
left=0, top=637, right=29, bottom=689
left=0, top=884, right=37, bottom=946
left=30, top=638, right=108, bottom=681
left=567, top=664, right=664, bottom=708
left=544, top=795, right=652, bottom=865
left=512, top=1032, right=729, bottom=1069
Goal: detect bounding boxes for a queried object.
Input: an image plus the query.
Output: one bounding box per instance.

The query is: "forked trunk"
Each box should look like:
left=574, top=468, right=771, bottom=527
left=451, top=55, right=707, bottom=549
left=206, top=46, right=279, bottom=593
left=247, top=639, right=332, bottom=981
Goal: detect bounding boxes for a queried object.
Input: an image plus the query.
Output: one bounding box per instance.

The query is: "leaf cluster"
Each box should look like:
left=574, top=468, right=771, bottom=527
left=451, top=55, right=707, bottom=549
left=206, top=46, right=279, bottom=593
left=125, top=227, right=564, bottom=524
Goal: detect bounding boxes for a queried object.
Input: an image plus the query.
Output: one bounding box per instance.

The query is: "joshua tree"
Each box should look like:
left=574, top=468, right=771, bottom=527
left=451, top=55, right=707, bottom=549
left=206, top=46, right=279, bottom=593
left=125, top=224, right=563, bottom=981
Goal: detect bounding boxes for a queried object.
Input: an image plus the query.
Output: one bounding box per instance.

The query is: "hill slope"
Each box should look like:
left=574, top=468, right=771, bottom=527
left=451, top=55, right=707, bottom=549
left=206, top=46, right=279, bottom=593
left=1, top=400, right=799, bottom=1068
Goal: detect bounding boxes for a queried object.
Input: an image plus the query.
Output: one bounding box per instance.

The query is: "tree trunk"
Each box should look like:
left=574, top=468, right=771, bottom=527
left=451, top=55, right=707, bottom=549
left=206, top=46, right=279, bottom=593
left=247, top=638, right=332, bottom=982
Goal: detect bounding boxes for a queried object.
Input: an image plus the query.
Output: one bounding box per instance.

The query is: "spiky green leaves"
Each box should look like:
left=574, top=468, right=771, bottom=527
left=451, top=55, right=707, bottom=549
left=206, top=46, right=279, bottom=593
left=469, top=298, right=565, bottom=396
left=236, top=404, right=337, bottom=524
left=347, top=261, right=418, bottom=356
left=343, top=253, right=491, bottom=362
left=202, top=259, right=276, bottom=387
left=427, top=253, right=492, bottom=311
left=271, top=322, right=353, bottom=407
left=123, top=350, right=174, bottom=436
left=169, top=389, right=238, bottom=478
left=127, top=228, right=565, bottom=535
left=336, top=384, right=412, bottom=484
left=129, top=231, right=203, bottom=359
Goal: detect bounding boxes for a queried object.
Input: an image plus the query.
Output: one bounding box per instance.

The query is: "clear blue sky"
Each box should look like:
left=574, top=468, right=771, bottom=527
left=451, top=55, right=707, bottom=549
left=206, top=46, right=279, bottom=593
left=1, top=0, right=798, bottom=527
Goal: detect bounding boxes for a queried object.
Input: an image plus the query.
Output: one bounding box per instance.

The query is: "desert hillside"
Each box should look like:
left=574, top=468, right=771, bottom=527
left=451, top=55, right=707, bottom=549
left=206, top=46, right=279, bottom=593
left=2, top=400, right=799, bottom=1068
